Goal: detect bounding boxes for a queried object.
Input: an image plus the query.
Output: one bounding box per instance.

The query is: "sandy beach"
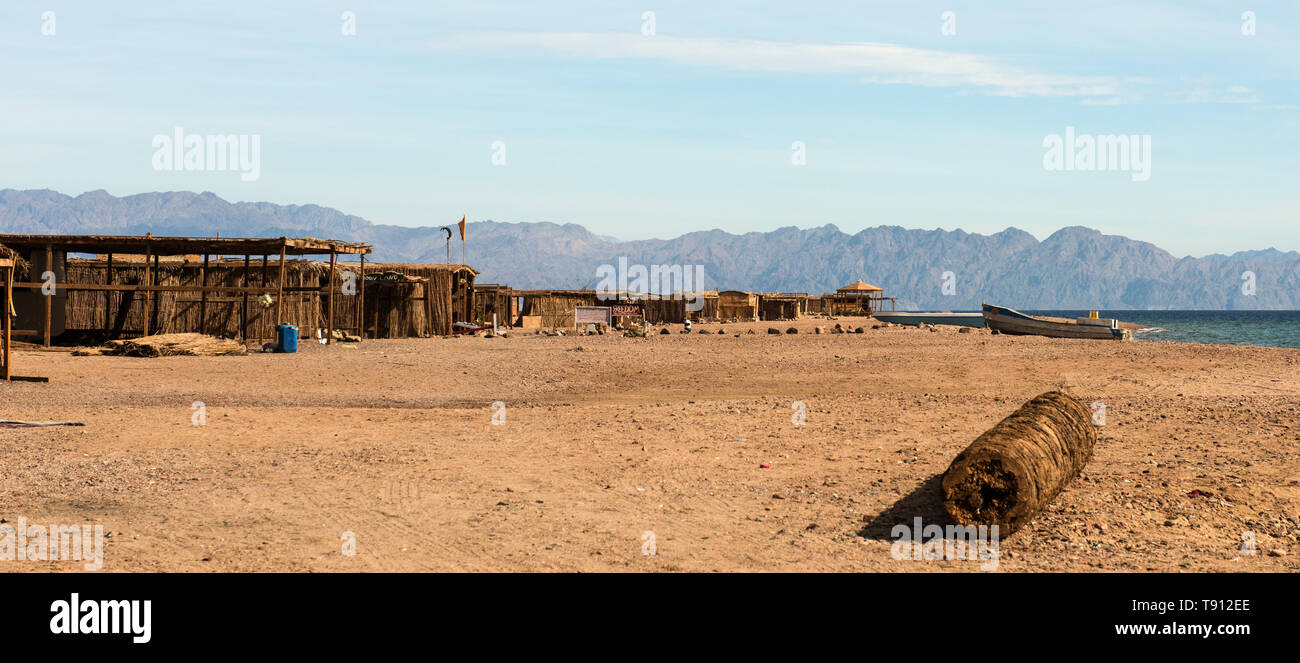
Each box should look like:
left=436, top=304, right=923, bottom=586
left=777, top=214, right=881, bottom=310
left=1, top=317, right=1296, bottom=572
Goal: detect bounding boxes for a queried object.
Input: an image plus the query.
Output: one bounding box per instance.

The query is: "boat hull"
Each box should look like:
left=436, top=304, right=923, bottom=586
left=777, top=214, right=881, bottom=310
left=982, top=304, right=1130, bottom=340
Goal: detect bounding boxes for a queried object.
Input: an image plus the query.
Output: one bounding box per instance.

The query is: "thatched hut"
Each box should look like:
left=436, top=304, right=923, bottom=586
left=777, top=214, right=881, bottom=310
left=718, top=290, right=759, bottom=321
left=344, top=263, right=476, bottom=337
left=759, top=293, right=807, bottom=321
left=0, top=234, right=372, bottom=346
left=474, top=283, right=515, bottom=328
left=516, top=290, right=598, bottom=328
left=688, top=290, right=719, bottom=320
left=62, top=257, right=330, bottom=341
left=827, top=279, right=895, bottom=315
left=360, top=272, right=430, bottom=338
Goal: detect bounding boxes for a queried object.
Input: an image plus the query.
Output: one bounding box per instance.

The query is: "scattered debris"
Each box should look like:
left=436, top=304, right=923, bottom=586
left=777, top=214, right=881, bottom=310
left=0, top=420, right=85, bottom=428
left=78, top=333, right=247, bottom=358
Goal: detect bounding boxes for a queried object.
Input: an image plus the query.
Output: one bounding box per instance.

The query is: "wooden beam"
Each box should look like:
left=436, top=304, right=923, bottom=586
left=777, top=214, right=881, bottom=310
left=358, top=254, right=365, bottom=340
left=3, top=266, right=11, bottom=380
left=9, top=283, right=308, bottom=293
left=327, top=248, right=336, bottom=345
left=260, top=255, right=268, bottom=341
left=0, top=233, right=372, bottom=256
left=42, top=244, right=52, bottom=347
left=275, top=246, right=286, bottom=326
left=199, top=253, right=209, bottom=335
left=153, top=253, right=160, bottom=328
left=241, top=255, right=250, bottom=341
left=104, top=253, right=113, bottom=338
left=142, top=241, right=152, bottom=337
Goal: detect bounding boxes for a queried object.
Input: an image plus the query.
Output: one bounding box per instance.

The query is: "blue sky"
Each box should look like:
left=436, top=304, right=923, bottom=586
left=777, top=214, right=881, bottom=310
left=1, top=1, right=1297, bottom=256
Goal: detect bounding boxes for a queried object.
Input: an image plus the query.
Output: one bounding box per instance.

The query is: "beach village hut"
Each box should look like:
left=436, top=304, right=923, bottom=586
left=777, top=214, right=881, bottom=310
left=345, top=263, right=478, bottom=337
left=0, top=234, right=499, bottom=343
left=515, top=289, right=599, bottom=329
left=759, top=293, right=808, bottom=321
left=634, top=293, right=686, bottom=325
left=717, top=290, right=759, bottom=321
left=827, top=279, right=895, bottom=315
left=474, top=283, right=515, bottom=329
left=688, top=290, right=719, bottom=321
left=359, top=271, right=430, bottom=338
left=61, top=256, right=344, bottom=342
left=0, top=234, right=372, bottom=346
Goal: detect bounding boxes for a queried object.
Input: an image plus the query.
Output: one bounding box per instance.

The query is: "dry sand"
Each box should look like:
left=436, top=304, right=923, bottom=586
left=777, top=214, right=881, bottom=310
left=1, top=317, right=1297, bottom=572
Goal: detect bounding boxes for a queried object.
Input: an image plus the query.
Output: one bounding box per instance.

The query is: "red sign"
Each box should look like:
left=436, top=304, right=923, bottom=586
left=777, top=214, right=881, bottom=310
left=611, top=304, right=643, bottom=317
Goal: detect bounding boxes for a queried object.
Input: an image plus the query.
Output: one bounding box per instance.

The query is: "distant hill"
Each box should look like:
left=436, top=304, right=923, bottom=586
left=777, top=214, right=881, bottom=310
left=2, top=189, right=1297, bottom=309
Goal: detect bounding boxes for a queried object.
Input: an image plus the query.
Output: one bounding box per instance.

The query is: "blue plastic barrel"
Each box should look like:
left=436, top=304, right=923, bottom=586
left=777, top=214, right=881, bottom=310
left=275, top=324, right=299, bottom=353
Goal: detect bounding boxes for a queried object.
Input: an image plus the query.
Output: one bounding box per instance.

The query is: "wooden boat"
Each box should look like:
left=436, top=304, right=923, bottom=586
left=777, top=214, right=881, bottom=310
left=981, top=304, right=1131, bottom=340
left=871, top=311, right=984, bottom=327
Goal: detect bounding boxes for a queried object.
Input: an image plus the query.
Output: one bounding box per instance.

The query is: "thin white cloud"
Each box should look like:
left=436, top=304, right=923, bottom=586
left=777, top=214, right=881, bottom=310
left=1165, top=87, right=1259, bottom=105
left=430, top=31, right=1120, bottom=98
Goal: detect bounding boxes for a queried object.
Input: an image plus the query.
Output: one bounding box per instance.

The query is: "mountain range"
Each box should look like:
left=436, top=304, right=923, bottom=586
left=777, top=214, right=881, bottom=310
left=2, top=189, right=1297, bottom=310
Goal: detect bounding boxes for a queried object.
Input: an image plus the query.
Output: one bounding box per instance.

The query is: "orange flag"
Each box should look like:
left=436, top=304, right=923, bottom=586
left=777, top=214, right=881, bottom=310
left=457, top=215, right=466, bottom=242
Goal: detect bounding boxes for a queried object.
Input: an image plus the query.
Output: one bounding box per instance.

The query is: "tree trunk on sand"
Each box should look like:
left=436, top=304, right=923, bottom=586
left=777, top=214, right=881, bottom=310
left=941, top=391, right=1097, bottom=535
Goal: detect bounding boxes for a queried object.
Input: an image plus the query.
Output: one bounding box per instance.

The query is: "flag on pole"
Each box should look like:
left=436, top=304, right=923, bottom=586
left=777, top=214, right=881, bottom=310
left=457, top=215, right=466, bottom=242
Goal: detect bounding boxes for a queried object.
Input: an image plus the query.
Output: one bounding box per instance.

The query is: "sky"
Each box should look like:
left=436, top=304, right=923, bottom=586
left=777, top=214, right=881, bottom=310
left=1, top=1, right=1297, bottom=257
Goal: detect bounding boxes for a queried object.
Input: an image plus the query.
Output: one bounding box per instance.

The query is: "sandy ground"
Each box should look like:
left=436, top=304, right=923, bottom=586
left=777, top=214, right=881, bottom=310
left=1, top=317, right=1297, bottom=572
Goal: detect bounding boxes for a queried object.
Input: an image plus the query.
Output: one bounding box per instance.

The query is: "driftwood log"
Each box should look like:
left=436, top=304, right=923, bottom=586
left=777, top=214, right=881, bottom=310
left=941, top=391, right=1097, bottom=535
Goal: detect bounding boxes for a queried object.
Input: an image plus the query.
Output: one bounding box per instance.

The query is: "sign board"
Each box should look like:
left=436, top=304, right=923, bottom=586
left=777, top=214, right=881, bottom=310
left=610, top=304, right=643, bottom=317
left=574, top=306, right=611, bottom=325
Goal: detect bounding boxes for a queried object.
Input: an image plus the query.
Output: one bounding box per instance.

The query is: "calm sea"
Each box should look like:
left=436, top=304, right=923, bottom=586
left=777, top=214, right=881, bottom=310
left=1029, top=310, right=1300, bottom=350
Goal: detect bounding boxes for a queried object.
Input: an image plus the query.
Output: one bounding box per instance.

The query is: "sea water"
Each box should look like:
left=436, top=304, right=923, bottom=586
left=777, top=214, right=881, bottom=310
left=1031, top=310, right=1300, bottom=350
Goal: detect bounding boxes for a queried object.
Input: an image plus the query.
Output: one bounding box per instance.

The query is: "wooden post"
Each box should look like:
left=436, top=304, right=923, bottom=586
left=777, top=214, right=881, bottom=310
left=153, top=253, right=160, bottom=332
left=199, top=253, right=209, bottom=335
left=260, top=255, right=269, bottom=341
left=241, top=255, right=250, bottom=341
left=3, top=264, right=11, bottom=380
left=105, top=253, right=113, bottom=337
left=275, top=245, right=286, bottom=326
left=427, top=277, right=435, bottom=337
left=42, top=244, right=52, bottom=347
left=358, top=253, right=365, bottom=340
left=327, top=247, right=336, bottom=345
left=142, top=241, right=152, bottom=337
